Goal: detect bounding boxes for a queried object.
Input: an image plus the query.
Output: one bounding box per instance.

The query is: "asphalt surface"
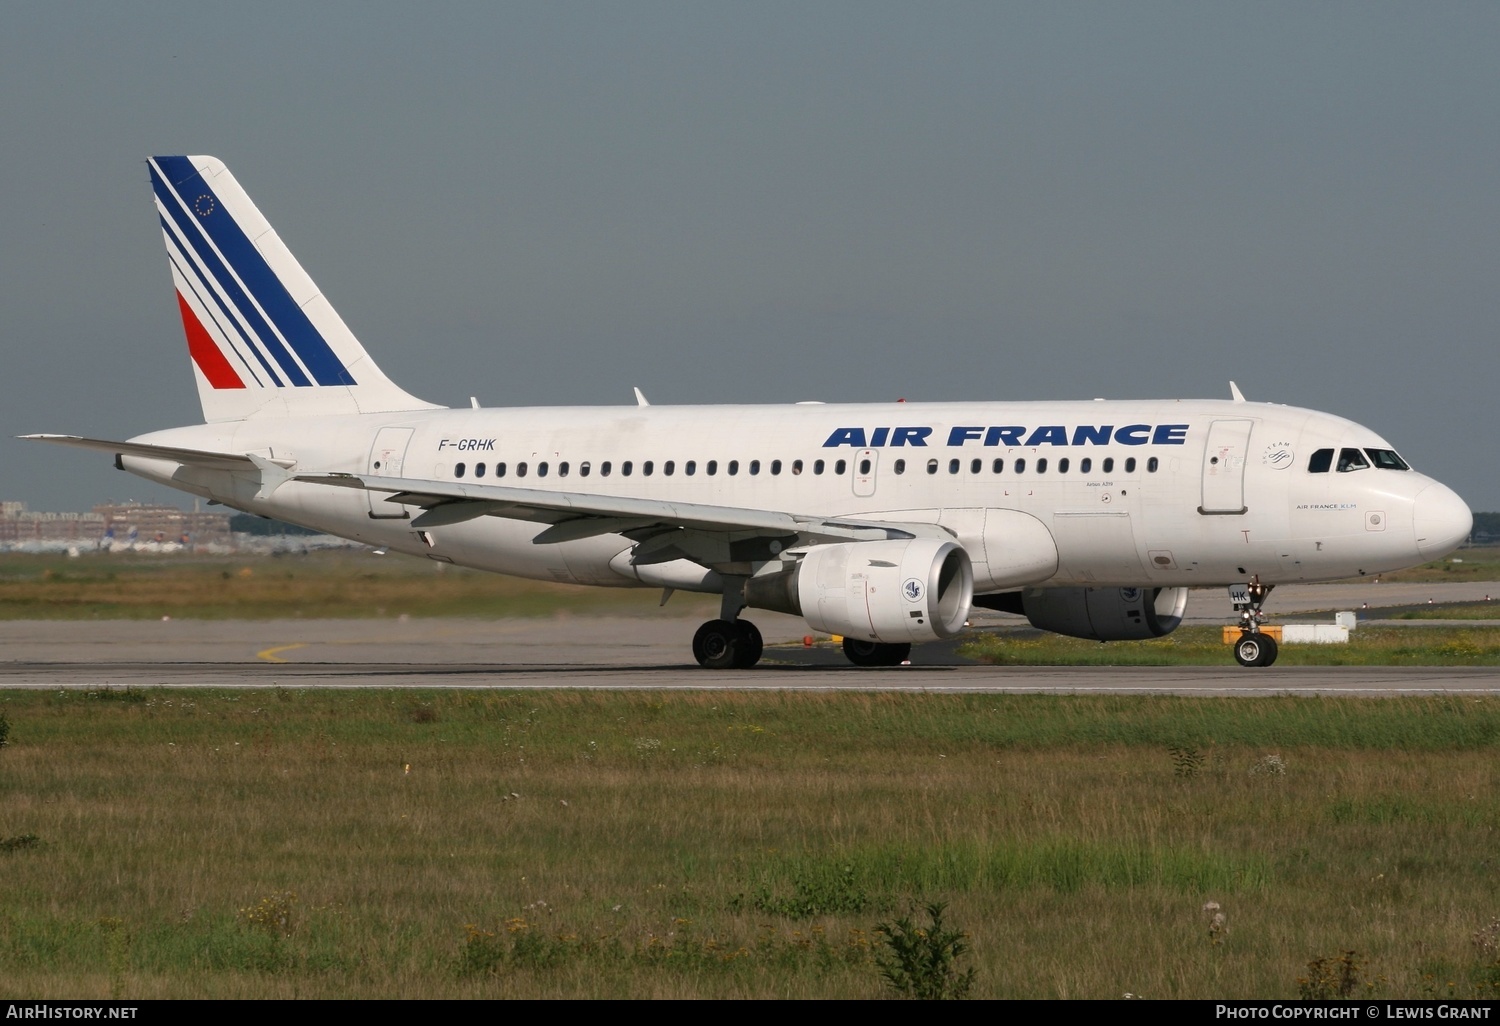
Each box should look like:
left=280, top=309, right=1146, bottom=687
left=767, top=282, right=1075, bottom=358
left=0, top=581, right=1494, bottom=694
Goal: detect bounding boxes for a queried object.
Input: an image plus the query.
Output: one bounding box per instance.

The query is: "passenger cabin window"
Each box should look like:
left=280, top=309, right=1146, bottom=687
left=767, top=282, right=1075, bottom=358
left=813, top=459, right=825, bottom=475
left=771, top=460, right=782, bottom=475
left=749, top=460, right=760, bottom=476
left=927, top=459, right=939, bottom=475
left=992, top=458, right=1004, bottom=474
left=1102, top=457, right=1114, bottom=473
left=558, top=462, right=569, bottom=477
left=496, top=462, right=507, bottom=478
left=894, top=459, right=906, bottom=474
left=1080, top=457, right=1092, bottom=474
left=685, top=461, right=696, bottom=476
left=835, top=459, right=847, bottom=475
left=706, top=460, right=717, bottom=475
left=1014, top=458, right=1026, bottom=473
left=1036, top=458, right=1048, bottom=474
left=948, top=458, right=960, bottom=474
left=1337, top=448, right=1370, bottom=473
left=516, top=462, right=527, bottom=478
left=600, top=461, right=611, bottom=477
left=537, top=462, right=549, bottom=478
left=474, top=463, right=486, bottom=479
left=663, top=461, right=675, bottom=476
left=455, top=462, right=466, bottom=478
left=1366, top=448, right=1410, bottom=471
left=792, top=459, right=803, bottom=475
left=621, top=461, right=632, bottom=476
left=728, top=460, right=739, bottom=476
left=1146, top=457, right=1158, bottom=473
left=579, top=462, right=590, bottom=478
left=1058, top=457, right=1069, bottom=474
left=860, top=458, right=873, bottom=474
left=970, top=458, right=982, bottom=474
left=643, top=461, right=654, bottom=477
left=1124, top=457, right=1136, bottom=473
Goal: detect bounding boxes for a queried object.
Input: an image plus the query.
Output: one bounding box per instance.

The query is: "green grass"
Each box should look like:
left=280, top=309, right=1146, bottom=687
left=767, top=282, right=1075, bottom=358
left=1349, top=545, right=1500, bottom=583
left=1386, top=603, right=1500, bottom=620
left=960, top=625, right=1500, bottom=666
left=0, top=551, right=712, bottom=620
left=4, top=689, right=1500, bottom=998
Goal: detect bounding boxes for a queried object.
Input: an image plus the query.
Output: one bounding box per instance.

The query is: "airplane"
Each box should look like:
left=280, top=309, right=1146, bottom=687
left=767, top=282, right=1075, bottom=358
left=26, top=156, right=1474, bottom=669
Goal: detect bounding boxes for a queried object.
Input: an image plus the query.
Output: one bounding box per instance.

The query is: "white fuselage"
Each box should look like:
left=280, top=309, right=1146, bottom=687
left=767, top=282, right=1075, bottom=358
left=119, top=397, right=1471, bottom=595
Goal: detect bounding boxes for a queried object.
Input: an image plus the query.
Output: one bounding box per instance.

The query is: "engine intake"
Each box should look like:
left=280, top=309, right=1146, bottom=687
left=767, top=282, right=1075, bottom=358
left=745, top=538, right=974, bottom=643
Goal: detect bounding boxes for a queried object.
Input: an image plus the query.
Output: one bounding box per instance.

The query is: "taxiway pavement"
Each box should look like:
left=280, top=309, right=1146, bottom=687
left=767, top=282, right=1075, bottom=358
left=0, top=579, right=1494, bottom=694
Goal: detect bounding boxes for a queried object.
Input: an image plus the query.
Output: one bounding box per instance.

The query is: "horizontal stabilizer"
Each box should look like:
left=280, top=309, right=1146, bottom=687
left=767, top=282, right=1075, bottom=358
left=20, top=434, right=291, bottom=471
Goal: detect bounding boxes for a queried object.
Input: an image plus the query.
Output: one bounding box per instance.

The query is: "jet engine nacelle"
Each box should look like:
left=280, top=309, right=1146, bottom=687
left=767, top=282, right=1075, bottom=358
left=745, top=538, right=974, bottom=643
left=1021, top=585, right=1188, bottom=641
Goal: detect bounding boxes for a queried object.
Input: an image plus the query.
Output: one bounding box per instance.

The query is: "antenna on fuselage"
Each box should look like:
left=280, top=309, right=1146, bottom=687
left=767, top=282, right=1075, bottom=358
left=633, top=387, right=650, bottom=407
left=1229, top=381, right=1247, bottom=403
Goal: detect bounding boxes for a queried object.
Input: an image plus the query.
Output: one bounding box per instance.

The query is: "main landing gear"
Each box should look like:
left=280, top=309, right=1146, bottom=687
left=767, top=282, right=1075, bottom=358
left=692, top=618, right=764, bottom=670
left=842, top=638, right=912, bottom=667
left=690, top=579, right=912, bottom=670
left=1231, top=577, right=1279, bottom=668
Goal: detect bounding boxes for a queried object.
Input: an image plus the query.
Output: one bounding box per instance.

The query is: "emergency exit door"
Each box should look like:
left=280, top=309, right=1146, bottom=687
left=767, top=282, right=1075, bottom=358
left=366, top=427, right=414, bottom=518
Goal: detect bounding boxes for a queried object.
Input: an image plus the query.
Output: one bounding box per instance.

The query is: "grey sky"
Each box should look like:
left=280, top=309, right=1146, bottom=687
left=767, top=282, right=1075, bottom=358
left=3, top=2, right=1497, bottom=511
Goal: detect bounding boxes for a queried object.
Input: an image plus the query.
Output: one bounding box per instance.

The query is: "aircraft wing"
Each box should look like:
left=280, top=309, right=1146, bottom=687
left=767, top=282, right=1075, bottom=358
left=296, top=471, right=926, bottom=548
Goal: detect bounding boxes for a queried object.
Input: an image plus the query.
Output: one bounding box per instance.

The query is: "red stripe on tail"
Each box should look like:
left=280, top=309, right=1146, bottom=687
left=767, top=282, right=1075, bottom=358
left=176, top=292, right=245, bottom=389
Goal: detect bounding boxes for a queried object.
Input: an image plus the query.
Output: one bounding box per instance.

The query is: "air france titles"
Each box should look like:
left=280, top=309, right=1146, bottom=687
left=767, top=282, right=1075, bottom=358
left=821, top=425, right=1190, bottom=448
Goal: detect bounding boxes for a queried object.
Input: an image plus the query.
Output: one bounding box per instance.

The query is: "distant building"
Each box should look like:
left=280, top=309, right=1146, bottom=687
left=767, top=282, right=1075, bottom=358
left=0, top=501, right=232, bottom=550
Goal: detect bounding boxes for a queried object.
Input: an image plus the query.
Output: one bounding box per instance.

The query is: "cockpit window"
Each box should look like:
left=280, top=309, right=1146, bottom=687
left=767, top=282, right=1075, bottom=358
left=1336, top=448, right=1370, bottom=472
left=1308, top=449, right=1333, bottom=474
left=1364, top=448, right=1410, bottom=471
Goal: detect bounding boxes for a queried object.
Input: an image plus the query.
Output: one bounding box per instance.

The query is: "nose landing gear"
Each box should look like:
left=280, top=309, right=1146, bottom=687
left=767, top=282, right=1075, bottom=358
left=1231, top=577, right=1279, bottom=667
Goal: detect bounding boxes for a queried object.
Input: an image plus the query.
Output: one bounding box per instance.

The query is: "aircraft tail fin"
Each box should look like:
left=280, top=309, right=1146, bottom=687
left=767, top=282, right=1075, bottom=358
left=148, top=156, right=442, bottom=422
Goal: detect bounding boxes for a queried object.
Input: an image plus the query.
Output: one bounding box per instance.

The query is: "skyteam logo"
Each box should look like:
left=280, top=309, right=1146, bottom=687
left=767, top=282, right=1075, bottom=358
left=1119, top=587, right=1142, bottom=603
left=1261, top=443, right=1295, bottom=469
left=902, top=578, right=924, bottom=602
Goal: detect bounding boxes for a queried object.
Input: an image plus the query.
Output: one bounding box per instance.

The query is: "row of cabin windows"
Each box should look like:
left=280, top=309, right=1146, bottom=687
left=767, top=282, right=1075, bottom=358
left=925, top=455, right=1153, bottom=475
left=450, top=454, right=1158, bottom=480
left=1307, top=447, right=1410, bottom=474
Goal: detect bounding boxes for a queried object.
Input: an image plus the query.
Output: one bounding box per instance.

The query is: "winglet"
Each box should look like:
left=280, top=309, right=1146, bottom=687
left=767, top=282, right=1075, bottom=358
left=634, top=387, right=650, bottom=407
left=1229, top=381, right=1247, bottom=403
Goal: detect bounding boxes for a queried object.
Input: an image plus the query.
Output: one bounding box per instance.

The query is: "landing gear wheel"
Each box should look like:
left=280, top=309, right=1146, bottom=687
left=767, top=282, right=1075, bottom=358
left=1254, top=634, right=1278, bottom=667
left=1233, top=633, right=1277, bottom=668
left=733, top=620, right=764, bottom=669
left=842, top=637, right=912, bottom=667
left=693, top=619, right=740, bottom=669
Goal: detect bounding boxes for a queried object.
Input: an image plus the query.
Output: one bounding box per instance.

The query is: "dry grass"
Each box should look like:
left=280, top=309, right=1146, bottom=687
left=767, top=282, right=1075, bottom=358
left=3, top=689, right=1500, bottom=998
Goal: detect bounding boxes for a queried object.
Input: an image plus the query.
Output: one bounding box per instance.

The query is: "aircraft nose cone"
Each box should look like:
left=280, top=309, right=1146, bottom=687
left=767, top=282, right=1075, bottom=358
left=1413, top=482, right=1472, bottom=560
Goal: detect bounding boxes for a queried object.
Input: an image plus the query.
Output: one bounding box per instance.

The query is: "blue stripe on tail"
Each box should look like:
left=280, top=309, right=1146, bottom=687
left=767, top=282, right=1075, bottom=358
left=150, top=157, right=356, bottom=387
